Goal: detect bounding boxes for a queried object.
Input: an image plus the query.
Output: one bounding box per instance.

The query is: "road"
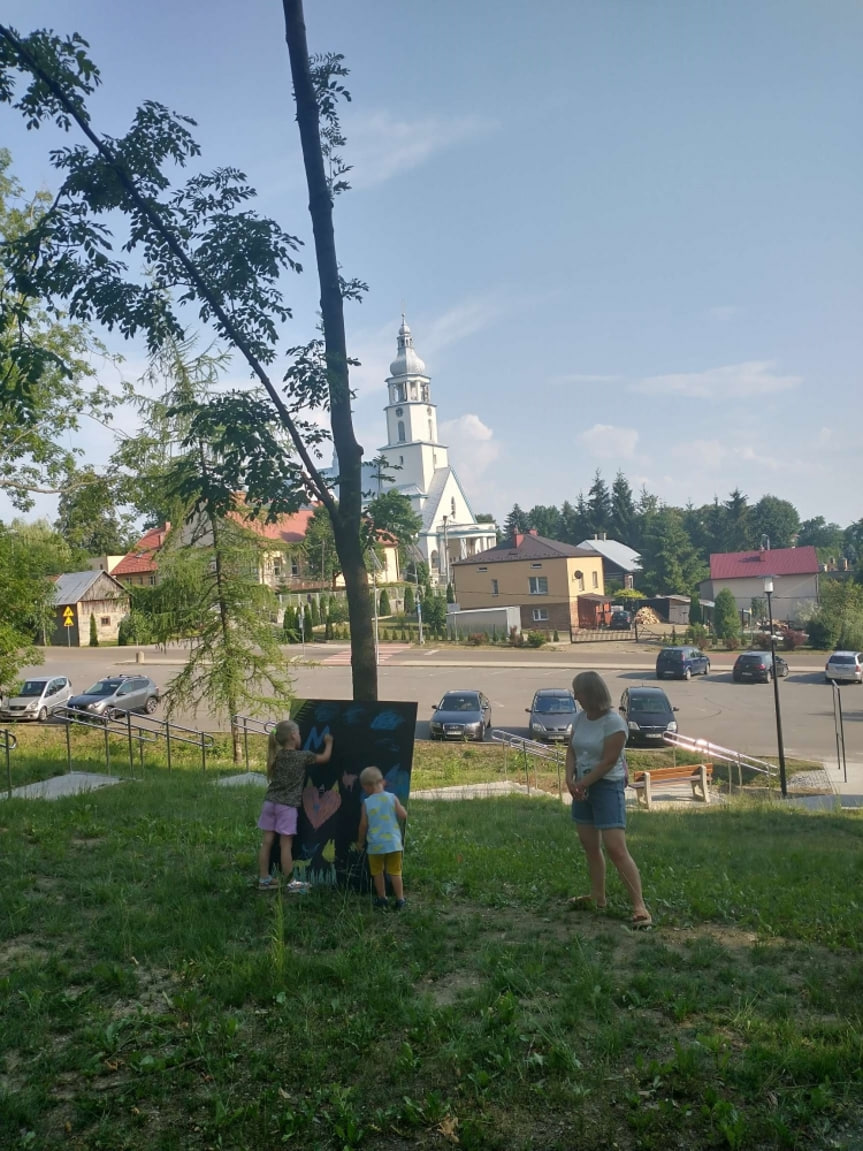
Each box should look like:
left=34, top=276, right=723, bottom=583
left=8, top=642, right=860, bottom=767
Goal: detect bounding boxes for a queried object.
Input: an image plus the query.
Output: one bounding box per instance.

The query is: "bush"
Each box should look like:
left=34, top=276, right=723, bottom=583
left=805, top=615, right=838, bottom=650
left=379, top=588, right=391, bottom=616
left=525, top=631, right=546, bottom=648
left=685, top=623, right=709, bottom=648
left=783, top=629, right=806, bottom=650
left=403, top=585, right=415, bottom=615
left=714, top=588, right=741, bottom=641
left=723, top=635, right=740, bottom=651
left=89, top=614, right=99, bottom=647
left=553, top=629, right=560, bottom=642
left=467, top=632, right=487, bottom=646
left=508, top=626, right=525, bottom=648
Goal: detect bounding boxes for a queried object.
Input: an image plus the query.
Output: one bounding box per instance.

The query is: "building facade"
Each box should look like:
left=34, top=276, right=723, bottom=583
left=50, top=571, right=129, bottom=646
left=698, top=545, right=819, bottom=623
left=451, top=531, right=605, bottom=635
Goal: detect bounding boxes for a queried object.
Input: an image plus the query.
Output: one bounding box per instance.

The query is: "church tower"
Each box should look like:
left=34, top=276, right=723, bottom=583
left=379, top=316, right=447, bottom=493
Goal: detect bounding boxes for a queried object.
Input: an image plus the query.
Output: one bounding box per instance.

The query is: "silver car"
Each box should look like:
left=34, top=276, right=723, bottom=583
left=825, top=651, right=863, bottom=685
left=0, top=676, right=74, bottom=722
left=526, top=688, right=578, bottom=742
left=67, top=675, right=161, bottom=719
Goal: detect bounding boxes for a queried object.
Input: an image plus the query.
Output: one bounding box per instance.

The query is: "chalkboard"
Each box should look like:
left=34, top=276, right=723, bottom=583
left=279, top=699, right=417, bottom=890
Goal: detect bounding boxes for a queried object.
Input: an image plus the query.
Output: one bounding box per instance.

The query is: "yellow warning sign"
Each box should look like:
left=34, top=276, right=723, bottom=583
left=62, top=606, right=75, bottom=628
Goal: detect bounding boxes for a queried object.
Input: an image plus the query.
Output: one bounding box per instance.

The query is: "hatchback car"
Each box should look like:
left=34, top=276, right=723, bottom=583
left=655, top=646, right=710, bottom=680
left=0, top=676, right=73, bottom=722
left=825, top=651, right=863, bottom=685
left=429, top=690, right=491, bottom=741
left=609, top=610, right=632, bottom=631
left=526, top=688, right=578, bottom=742
left=619, top=686, right=678, bottom=746
left=732, top=651, right=789, bottom=684
left=67, top=675, right=161, bottom=719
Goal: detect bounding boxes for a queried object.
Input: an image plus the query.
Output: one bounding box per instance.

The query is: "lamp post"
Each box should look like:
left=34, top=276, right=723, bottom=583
left=763, top=577, right=787, bottom=797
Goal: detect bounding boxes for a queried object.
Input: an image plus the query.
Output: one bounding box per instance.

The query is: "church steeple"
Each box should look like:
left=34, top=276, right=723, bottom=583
left=383, top=317, right=438, bottom=446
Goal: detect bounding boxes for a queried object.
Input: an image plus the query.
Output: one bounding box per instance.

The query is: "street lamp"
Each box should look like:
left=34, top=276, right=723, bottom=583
left=763, top=576, right=788, bottom=798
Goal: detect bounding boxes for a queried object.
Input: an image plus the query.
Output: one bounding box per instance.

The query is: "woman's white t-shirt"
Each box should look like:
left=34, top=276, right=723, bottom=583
left=570, top=710, right=628, bottom=782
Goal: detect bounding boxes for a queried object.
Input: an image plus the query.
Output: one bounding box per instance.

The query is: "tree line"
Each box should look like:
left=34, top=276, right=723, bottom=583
left=503, top=470, right=863, bottom=597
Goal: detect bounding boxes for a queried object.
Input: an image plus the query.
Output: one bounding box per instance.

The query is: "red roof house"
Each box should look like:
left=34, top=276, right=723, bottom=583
left=112, top=523, right=172, bottom=587
left=700, top=546, right=820, bottom=623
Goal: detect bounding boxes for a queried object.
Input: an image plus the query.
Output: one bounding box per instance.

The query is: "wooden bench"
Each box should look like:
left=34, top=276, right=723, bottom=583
left=629, top=763, right=713, bottom=810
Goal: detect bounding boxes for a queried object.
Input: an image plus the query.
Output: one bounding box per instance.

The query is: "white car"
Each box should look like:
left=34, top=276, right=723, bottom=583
left=825, top=651, right=863, bottom=685
left=0, top=676, right=74, bottom=721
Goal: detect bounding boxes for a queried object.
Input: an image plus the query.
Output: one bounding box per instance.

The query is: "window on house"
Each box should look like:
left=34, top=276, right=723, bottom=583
left=530, top=562, right=542, bottom=568
left=451, top=497, right=456, bottom=516
left=291, top=558, right=300, bottom=577
left=100, top=617, right=110, bottom=626
left=477, top=566, right=488, bottom=572
left=491, top=579, right=499, bottom=595
left=528, top=576, right=548, bottom=595
left=532, top=608, right=549, bottom=622
left=148, top=575, right=157, bottom=586
left=592, top=571, right=599, bottom=588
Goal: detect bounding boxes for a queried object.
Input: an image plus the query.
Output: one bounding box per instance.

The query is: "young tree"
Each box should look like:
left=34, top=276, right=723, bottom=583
left=713, top=588, right=740, bottom=640
left=55, top=468, right=135, bottom=557
left=639, top=507, right=706, bottom=597
left=750, top=495, right=800, bottom=551
left=0, top=15, right=378, bottom=700
left=688, top=591, right=702, bottom=626
left=378, top=588, right=390, bottom=616
left=722, top=489, right=751, bottom=552
left=403, top=584, right=415, bottom=615
left=88, top=612, right=98, bottom=647
left=0, top=524, right=55, bottom=691
left=526, top=504, right=561, bottom=540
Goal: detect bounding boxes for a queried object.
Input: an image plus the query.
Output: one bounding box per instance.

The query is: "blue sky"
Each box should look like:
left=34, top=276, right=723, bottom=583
left=2, top=0, right=861, bottom=530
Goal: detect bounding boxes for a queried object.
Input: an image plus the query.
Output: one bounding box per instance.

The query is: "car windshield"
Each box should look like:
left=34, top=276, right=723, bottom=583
left=84, top=680, right=123, bottom=696
left=630, top=696, right=669, bottom=714
left=17, top=681, right=48, bottom=697
left=534, top=696, right=575, bottom=714
left=439, top=694, right=479, bottom=712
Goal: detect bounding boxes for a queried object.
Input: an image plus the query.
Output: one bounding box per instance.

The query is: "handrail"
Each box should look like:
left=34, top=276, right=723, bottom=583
left=663, top=731, right=775, bottom=787
left=55, top=707, right=215, bottom=775
left=490, top=728, right=565, bottom=797
left=232, top=713, right=278, bottom=772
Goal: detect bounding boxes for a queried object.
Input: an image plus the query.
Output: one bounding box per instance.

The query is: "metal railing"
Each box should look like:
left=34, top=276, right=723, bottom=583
left=54, top=707, right=215, bottom=776
left=2, top=727, right=18, bottom=798
left=232, top=714, right=276, bottom=773
left=663, top=731, right=776, bottom=789
left=490, top=728, right=565, bottom=797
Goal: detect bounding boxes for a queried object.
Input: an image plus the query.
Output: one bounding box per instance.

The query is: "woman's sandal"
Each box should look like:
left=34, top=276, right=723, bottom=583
left=567, top=895, right=607, bottom=911
left=629, top=911, right=653, bottom=930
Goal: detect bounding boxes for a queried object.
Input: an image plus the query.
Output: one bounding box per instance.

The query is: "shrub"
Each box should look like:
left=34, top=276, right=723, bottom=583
left=526, top=631, right=546, bottom=648
left=379, top=588, right=391, bottom=616
left=714, top=589, right=741, bottom=640
left=467, top=632, right=487, bottom=646
left=89, top=614, right=99, bottom=647
left=783, top=629, right=806, bottom=650
left=553, top=629, right=560, bottom=642
left=806, top=615, right=838, bottom=650
left=508, top=626, right=525, bottom=647
left=403, top=585, right=415, bottom=615
left=723, top=635, right=739, bottom=651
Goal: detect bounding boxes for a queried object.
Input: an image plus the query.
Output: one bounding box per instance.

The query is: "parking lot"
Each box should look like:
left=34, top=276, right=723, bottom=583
left=8, top=643, right=860, bottom=768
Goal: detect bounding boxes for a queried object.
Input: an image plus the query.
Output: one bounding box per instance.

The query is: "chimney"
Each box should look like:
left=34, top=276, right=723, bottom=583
left=528, top=528, right=538, bottom=537
left=514, top=533, right=524, bottom=547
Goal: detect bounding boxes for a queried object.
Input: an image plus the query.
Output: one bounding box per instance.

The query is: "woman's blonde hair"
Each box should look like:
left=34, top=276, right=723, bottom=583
left=571, top=670, right=612, bottom=714
left=267, top=719, right=299, bottom=772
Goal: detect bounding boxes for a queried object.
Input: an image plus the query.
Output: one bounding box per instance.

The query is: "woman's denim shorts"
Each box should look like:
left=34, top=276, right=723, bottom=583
left=571, top=777, right=626, bottom=830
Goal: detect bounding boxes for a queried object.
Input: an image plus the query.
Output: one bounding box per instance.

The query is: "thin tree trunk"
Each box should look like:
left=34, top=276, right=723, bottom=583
left=208, top=503, right=241, bottom=762
left=282, top=0, right=377, bottom=702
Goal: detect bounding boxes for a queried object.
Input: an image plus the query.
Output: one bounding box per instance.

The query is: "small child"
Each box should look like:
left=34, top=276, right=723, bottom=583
left=257, top=720, right=333, bottom=892
left=357, top=766, right=408, bottom=911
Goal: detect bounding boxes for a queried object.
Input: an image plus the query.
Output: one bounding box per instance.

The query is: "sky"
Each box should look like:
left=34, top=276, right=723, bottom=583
left=1, top=0, right=861, bottom=532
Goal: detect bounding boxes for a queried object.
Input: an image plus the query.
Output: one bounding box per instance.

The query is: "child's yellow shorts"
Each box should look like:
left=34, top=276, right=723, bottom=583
left=368, top=851, right=403, bottom=877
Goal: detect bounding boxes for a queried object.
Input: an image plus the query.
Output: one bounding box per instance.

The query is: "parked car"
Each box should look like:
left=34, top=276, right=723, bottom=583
left=825, top=651, right=863, bottom=685
left=609, top=610, right=632, bottom=631
left=67, top=675, right=161, bottom=719
left=619, top=686, right=678, bottom=746
left=732, top=651, right=789, bottom=684
left=655, top=646, right=710, bottom=680
left=526, top=688, right=578, bottom=742
left=430, top=690, right=491, bottom=741
left=0, top=676, right=73, bottom=722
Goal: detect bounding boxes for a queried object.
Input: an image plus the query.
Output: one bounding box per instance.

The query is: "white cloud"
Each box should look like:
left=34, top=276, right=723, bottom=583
left=549, top=373, right=623, bottom=386
left=577, top=424, right=639, bottom=460
left=631, top=360, right=802, bottom=399
left=736, top=444, right=781, bottom=470
left=816, top=427, right=832, bottom=447
left=345, top=110, right=496, bottom=189
left=672, top=439, right=727, bottom=470
left=439, top=413, right=501, bottom=494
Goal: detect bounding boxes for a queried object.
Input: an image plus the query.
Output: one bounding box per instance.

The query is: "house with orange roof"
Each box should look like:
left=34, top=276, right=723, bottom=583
left=112, top=523, right=172, bottom=588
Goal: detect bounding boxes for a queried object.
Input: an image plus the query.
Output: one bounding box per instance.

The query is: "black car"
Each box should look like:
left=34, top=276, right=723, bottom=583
left=67, top=675, right=162, bottom=718
left=619, top=686, right=678, bottom=746
left=732, top=651, right=789, bottom=684
left=655, top=645, right=710, bottom=680
left=429, top=690, right=492, bottom=741
left=609, top=610, right=632, bottom=631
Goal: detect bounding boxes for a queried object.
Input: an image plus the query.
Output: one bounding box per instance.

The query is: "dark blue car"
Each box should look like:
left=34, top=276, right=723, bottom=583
left=655, top=646, right=710, bottom=680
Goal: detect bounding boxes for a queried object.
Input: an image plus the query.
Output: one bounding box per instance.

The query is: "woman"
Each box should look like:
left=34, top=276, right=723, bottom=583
left=566, top=670, right=651, bottom=928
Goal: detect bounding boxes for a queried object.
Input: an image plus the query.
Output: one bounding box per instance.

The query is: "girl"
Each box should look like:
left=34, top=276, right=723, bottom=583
left=566, top=671, right=651, bottom=928
left=257, top=720, right=333, bottom=891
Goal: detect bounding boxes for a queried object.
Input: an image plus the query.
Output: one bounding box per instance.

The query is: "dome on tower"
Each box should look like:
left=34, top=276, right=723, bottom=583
left=389, top=317, right=428, bottom=378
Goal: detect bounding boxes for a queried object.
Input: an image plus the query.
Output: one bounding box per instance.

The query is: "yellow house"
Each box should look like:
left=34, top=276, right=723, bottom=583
left=451, top=531, right=606, bottom=634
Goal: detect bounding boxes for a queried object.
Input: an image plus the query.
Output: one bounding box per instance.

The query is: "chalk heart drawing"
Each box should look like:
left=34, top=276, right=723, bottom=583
left=303, top=784, right=341, bottom=830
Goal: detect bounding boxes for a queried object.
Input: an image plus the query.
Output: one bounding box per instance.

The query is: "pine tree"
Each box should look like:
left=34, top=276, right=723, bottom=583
left=503, top=504, right=530, bottom=540
left=714, top=589, right=740, bottom=640
left=587, top=470, right=613, bottom=537
left=379, top=588, right=391, bottom=616
left=403, top=584, right=415, bottom=615
left=610, top=471, right=635, bottom=543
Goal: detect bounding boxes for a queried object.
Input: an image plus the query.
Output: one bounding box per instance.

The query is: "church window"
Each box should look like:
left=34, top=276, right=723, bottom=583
left=395, top=406, right=403, bottom=417
left=430, top=549, right=440, bottom=572
left=428, top=419, right=433, bottom=440
left=451, top=497, right=456, bottom=516
left=397, top=420, right=405, bottom=442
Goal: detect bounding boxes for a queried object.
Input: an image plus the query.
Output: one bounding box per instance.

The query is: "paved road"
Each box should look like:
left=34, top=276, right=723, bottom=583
left=8, top=644, right=861, bottom=777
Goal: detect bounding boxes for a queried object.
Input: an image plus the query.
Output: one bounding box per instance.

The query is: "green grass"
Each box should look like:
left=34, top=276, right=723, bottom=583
left=1, top=747, right=862, bottom=1150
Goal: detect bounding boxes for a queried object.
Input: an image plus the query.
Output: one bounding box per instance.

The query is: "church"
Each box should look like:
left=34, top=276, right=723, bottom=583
left=362, top=318, right=498, bottom=585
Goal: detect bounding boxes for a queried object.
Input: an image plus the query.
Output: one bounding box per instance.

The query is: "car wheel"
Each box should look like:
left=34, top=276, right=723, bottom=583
left=38, top=706, right=48, bottom=722
left=683, top=668, right=691, bottom=681
left=704, top=662, right=710, bottom=675
left=145, top=696, right=158, bottom=714
left=765, top=672, right=772, bottom=684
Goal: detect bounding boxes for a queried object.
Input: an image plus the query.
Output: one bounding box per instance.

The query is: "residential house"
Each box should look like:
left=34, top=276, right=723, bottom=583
left=576, top=535, right=642, bottom=588
left=451, top=531, right=605, bottom=635
left=698, top=546, right=819, bottom=623
left=112, top=523, right=171, bottom=588
left=50, top=571, right=129, bottom=646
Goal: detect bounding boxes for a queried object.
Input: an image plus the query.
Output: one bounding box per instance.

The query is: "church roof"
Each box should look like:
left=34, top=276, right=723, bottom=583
left=453, top=531, right=595, bottom=566
left=388, top=316, right=428, bottom=379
